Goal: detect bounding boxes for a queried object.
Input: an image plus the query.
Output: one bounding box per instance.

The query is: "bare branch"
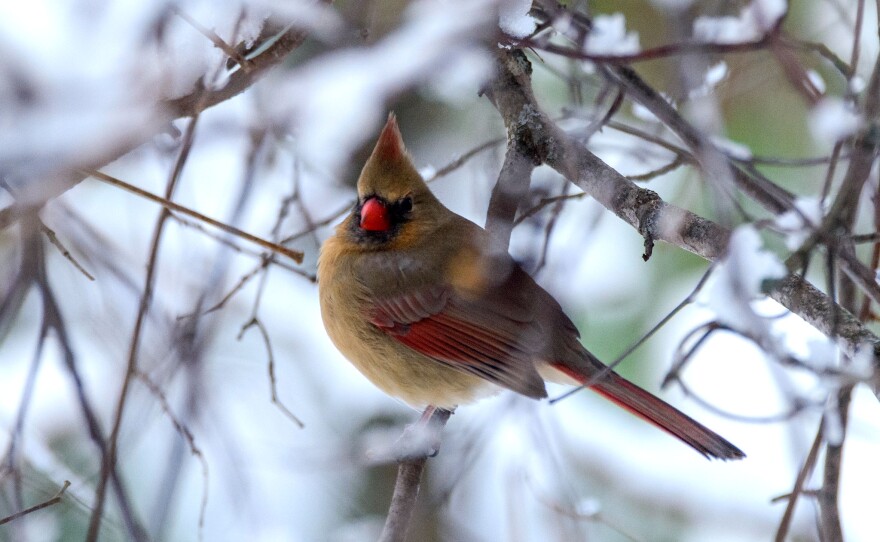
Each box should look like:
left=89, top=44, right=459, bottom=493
left=820, top=386, right=853, bottom=542
left=136, top=372, right=211, bottom=542
left=486, top=145, right=537, bottom=245
left=487, top=47, right=880, bottom=380
left=0, top=15, right=316, bottom=232
left=0, top=480, right=70, bottom=526
left=162, top=21, right=311, bottom=118
left=379, top=408, right=452, bottom=542
left=87, top=114, right=201, bottom=542
left=2, top=202, right=147, bottom=540
left=171, top=7, right=254, bottom=73
left=380, top=460, right=427, bottom=542
left=238, top=317, right=305, bottom=429
left=605, top=65, right=796, bottom=216
left=774, top=422, right=824, bottom=542
left=86, top=169, right=304, bottom=264
left=39, top=222, right=95, bottom=281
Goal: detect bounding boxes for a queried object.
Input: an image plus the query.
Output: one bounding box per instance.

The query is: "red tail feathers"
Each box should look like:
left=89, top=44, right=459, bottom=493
left=553, top=363, right=745, bottom=460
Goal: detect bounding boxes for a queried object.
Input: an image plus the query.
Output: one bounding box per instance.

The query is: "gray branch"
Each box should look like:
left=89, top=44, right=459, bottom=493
left=487, top=48, right=880, bottom=385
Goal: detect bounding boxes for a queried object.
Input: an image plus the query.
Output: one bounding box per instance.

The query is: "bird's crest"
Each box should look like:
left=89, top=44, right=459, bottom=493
left=357, top=113, right=428, bottom=203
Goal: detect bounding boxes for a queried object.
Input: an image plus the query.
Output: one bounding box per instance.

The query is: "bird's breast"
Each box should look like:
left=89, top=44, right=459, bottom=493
left=317, top=237, right=494, bottom=408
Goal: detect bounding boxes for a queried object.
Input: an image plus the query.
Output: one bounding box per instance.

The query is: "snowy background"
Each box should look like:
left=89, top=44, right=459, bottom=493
left=1, top=1, right=879, bottom=541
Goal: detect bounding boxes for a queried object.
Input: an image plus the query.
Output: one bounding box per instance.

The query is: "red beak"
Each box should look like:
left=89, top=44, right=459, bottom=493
left=360, top=198, right=391, bottom=231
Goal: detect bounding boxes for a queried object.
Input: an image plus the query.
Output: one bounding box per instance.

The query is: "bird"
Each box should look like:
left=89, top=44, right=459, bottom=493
left=317, top=113, right=744, bottom=460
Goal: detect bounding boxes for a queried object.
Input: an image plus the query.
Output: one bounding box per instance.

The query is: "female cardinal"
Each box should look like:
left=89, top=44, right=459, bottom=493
left=318, top=114, right=744, bottom=460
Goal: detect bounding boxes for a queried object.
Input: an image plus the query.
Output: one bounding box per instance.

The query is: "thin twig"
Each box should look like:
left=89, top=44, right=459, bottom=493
left=169, top=214, right=303, bottom=274
left=87, top=115, right=201, bottom=542
left=516, top=29, right=774, bottom=65
left=774, top=421, right=824, bottom=542
left=280, top=202, right=352, bottom=245
left=531, top=480, right=642, bottom=542
left=86, top=170, right=304, bottom=264
left=0, top=481, right=71, bottom=526
left=533, top=180, right=572, bottom=273
left=0, top=16, right=315, bottom=232
left=238, top=317, right=305, bottom=428
left=136, top=371, right=211, bottom=542
left=820, top=385, right=853, bottom=542
left=552, top=265, right=716, bottom=404
left=626, top=154, right=687, bottom=182
left=201, top=258, right=271, bottom=316
left=39, top=222, right=95, bottom=281
left=423, top=138, right=505, bottom=183
left=171, top=7, right=253, bottom=72
left=2, top=311, right=45, bottom=513
left=515, top=192, right=587, bottom=226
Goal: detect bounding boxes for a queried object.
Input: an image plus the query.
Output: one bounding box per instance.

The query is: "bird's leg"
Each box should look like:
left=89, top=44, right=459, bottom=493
left=392, top=406, right=453, bottom=460
left=418, top=405, right=438, bottom=424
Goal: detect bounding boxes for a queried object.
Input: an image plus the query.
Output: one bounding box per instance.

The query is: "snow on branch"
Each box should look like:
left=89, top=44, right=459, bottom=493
left=486, top=47, right=880, bottom=386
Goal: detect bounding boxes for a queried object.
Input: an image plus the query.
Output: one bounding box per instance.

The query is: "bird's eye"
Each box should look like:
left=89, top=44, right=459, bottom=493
left=399, top=196, right=413, bottom=213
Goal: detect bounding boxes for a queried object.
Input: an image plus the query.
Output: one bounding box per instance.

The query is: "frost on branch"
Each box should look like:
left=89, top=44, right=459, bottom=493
left=806, top=69, right=827, bottom=95
left=583, top=13, right=640, bottom=56
left=689, top=62, right=729, bottom=99
left=498, top=0, right=536, bottom=39
left=692, top=0, right=787, bottom=44
left=810, top=340, right=875, bottom=445
left=809, top=98, right=862, bottom=146
left=774, top=197, right=825, bottom=250
left=709, top=135, right=753, bottom=161
left=0, top=0, right=273, bottom=202
left=703, top=225, right=786, bottom=335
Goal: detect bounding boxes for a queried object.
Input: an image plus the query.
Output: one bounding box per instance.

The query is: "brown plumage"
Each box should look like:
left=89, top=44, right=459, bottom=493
left=318, top=114, right=745, bottom=460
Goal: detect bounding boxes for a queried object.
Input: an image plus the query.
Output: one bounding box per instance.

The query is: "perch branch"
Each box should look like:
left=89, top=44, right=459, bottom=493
left=379, top=408, right=452, bottom=542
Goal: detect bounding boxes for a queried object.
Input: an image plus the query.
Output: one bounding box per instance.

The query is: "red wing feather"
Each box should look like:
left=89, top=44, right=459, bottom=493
left=370, top=288, right=547, bottom=399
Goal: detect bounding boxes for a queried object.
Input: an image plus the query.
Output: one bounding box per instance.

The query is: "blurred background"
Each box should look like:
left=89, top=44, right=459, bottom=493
left=1, top=1, right=878, bottom=540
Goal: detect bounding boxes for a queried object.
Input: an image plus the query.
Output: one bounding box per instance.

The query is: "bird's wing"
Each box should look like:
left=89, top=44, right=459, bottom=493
left=368, top=280, right=549, bottom=399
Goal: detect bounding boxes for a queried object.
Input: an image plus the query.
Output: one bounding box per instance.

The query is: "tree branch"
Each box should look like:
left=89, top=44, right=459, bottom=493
left=0, top=480, right=70, bottom=526
left=482, top=53, right=542, bottom=245
left=8, top=209, right=148, bottom=540
left=161, top=21, right=309, bottom=118
left=87, top=114, right=200, bottom=542
left=819, top=385, right=853, bottom=542
left=487, top=47, right=880, bottom=379
left=379, top=408, right=451, bottom=542
left=773, top=420, right=823, bottom=541
left=0, top=16, right=313, bottom=231
left=86, top=169, right=304, bottom=264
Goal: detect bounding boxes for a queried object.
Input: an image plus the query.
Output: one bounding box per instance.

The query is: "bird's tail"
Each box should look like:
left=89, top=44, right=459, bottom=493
left=551, top=362, right=745, bottom=460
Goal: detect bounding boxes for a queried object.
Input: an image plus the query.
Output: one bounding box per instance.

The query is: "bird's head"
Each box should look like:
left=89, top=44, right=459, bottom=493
left=348, top=113, right=444, bottom=247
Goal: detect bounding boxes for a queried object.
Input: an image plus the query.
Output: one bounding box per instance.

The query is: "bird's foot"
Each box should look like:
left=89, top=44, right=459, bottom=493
left=391, top=406, right=453, bottom=461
